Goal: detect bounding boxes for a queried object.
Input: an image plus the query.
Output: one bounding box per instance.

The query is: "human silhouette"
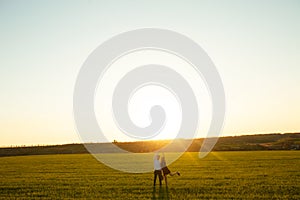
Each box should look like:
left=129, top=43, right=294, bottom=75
left=160, top=153, right=180, bottom=187
left=153, top=153, right=163, bottom=186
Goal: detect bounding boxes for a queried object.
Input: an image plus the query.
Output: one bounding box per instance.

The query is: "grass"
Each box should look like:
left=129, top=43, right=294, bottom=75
left=0, top=151, right=299, bottom=199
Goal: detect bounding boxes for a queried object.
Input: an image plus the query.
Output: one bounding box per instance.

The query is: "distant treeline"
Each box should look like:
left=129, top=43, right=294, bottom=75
left=0, top=133, right=299, bottom=157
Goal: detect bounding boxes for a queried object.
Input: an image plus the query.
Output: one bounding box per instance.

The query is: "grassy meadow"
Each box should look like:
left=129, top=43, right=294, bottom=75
left=0, top=151, right=299, bottom=199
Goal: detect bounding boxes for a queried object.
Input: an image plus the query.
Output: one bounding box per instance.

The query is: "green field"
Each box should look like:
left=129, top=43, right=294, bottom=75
left=1, top=151, right=299, bottom=199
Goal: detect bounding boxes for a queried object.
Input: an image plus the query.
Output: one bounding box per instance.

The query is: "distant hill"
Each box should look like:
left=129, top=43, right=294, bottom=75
left=0, top=133, right=299, bottom=157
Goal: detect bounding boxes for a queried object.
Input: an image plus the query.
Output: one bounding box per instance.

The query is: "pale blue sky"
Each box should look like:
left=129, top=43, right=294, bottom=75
left=0, top=0, right=299, bottom=146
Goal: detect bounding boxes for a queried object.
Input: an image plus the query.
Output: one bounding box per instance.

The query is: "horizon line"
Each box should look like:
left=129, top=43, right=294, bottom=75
left=1, top=132, right=299, bottom=148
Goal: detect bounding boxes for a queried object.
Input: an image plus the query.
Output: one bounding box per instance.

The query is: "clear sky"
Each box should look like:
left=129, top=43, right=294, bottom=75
left=0, top=0, right=299, bottom=146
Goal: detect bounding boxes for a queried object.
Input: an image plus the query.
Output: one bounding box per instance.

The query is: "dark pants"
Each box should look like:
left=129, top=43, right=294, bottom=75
left=154, top=170, right=163, bottom=186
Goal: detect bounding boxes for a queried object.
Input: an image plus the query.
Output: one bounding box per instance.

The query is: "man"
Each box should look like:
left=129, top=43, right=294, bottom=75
left=153, top=153, right=163, bottom=186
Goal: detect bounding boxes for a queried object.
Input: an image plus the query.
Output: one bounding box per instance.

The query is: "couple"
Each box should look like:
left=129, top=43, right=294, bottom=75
left=153, top=153, right=180, bottom=187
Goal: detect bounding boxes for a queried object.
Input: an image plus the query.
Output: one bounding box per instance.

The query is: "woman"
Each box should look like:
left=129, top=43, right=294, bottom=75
left=160, top=153, right=180, bottom=187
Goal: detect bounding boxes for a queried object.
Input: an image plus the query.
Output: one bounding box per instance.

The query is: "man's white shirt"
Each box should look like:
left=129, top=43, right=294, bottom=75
left=153, top=154, right=161, bottom=170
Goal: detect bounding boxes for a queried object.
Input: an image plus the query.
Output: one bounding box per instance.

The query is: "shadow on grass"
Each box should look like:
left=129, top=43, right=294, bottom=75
left=152, top=186, right=170, bottom=200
